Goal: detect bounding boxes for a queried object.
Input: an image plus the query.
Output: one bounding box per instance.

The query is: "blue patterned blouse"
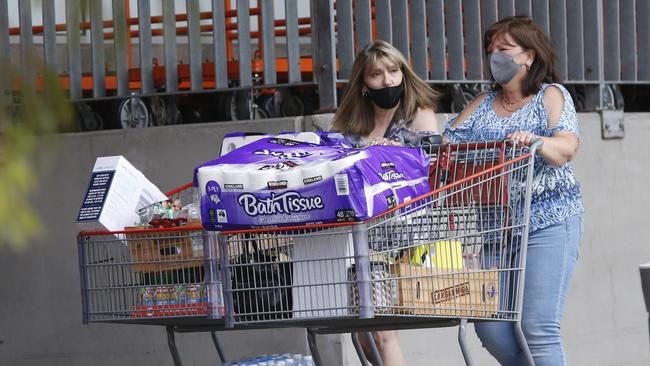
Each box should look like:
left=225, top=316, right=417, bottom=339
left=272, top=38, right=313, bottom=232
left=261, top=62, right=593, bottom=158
left=444, top=83, right=584, bottom=232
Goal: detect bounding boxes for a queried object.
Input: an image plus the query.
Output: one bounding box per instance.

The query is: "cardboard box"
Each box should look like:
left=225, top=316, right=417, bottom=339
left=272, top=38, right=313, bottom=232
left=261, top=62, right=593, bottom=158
left=76, top=156, right=167, bottom=232
left=125, top=224, right=204, bottom=273
left=391, top=264, right=499, bottom=318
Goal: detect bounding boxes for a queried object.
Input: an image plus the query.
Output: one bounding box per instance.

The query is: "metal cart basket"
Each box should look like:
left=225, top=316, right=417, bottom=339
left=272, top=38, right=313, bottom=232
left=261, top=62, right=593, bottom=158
left=78, top=140, right=540, bottom=366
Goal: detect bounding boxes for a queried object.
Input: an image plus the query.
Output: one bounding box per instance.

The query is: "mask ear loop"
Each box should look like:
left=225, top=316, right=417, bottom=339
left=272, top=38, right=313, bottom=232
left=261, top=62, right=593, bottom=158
left=524, top=49, right=534, bottom=71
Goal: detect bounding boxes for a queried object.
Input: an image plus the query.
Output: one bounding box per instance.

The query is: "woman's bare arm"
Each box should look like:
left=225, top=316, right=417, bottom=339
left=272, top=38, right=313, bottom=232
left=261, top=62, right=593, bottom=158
left=411, top=107, right=439, bottom=133
left=509, top=86, right=579, bottom=166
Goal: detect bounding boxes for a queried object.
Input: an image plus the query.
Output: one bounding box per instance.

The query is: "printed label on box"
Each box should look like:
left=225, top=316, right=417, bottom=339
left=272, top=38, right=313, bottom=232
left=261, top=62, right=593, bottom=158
left=77, top=171, right=115, bottom=222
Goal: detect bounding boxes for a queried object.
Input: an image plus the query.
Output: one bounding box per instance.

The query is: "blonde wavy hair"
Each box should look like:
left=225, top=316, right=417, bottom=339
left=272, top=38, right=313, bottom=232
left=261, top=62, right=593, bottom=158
left=331, top=40, right=439, bottom=137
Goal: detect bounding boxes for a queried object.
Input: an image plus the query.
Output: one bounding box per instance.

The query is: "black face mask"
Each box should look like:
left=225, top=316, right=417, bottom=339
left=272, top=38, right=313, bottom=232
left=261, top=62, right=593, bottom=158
left=366, top=82, right=404, bottom=109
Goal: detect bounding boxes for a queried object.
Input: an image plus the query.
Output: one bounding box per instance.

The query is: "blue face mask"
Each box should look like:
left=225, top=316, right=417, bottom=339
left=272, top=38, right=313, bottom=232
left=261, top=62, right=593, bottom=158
left=488, top=52, right=525, bottom=85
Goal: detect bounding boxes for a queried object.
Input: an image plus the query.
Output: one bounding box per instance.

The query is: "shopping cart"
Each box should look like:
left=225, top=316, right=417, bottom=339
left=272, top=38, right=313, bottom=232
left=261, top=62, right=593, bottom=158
left=211, top=140, right=540, bottom=365
left=77, top=183, right=232, bottom=364
left=78, top=140, right=540, bottom=366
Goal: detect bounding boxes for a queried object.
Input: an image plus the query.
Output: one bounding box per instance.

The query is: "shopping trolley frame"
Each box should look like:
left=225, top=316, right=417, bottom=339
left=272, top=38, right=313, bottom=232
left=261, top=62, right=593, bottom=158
left=77, top=140, right=541, bottom=366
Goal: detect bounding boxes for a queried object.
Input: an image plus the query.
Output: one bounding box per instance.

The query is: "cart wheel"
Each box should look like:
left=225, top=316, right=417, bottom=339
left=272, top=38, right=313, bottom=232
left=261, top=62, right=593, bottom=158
left=603, top=84, right=625, bottom=110
left=450, top=84, right=481, bottom=113
left=280, top=91, right=305, bottom=117
left=149, top=96, right=165, bottom=126
left=260, top=94, right=280, bottom=118
left=231, top=90, right=253, bottom=120
left=150, top=96, right=180, bottom=126
left=300, top=90, right=317, bottom=115
left=253, top=104, right=269, bottom=119
left=163, top=96, right=181, bottom=125
left=242, top=96, right=269, bottom=119
left=118, top=97, right=151, bottom=128
left=566, top=85, right=586, bottom=111
left=218, top=90, right=256, bottom=121
left=569, top=84, right=625, bottom=112
left=77, top=103, right=103, bottom=131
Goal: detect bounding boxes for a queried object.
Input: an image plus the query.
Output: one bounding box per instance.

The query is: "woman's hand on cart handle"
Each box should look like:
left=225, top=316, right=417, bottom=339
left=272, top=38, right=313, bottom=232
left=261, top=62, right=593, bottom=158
left=507, top=131, right=543, bottom=150
left=529, top=136, right=544, bottom=151
left=368, top=137, right=401, bottom=146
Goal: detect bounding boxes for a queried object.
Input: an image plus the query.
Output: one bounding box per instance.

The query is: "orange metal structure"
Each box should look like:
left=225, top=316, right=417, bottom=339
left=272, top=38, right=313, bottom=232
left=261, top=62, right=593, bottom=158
left=7, top=1, right=315, bottom=96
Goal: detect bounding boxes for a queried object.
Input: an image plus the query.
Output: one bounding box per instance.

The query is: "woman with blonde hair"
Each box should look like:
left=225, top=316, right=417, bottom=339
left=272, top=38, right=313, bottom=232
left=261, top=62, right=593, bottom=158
left=332, top=40, right=440, bottom=366
left=332, top=40, right=439, bottom=148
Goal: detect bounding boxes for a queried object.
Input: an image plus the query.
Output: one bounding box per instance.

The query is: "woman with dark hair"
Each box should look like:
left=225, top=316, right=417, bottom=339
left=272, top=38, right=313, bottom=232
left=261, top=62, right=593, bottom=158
left=443, top=16, right=583, bottom=366
left=332, top=40, right=440, bottom=366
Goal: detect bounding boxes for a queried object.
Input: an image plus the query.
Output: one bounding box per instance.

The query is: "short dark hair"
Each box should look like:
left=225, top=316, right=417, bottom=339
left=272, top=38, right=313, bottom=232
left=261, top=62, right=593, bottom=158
left=484, top=15, right=561, bottom=96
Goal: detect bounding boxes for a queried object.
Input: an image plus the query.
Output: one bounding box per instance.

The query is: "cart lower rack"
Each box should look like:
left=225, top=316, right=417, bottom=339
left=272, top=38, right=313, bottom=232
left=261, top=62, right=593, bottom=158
left=78, top=140, right=540, bottom=366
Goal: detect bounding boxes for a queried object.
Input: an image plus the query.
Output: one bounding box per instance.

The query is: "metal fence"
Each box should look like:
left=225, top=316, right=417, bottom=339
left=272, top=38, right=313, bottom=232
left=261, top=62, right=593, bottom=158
left=312, top=0, right=650, bottom=110
left=2, top=0, right=649, bottom=120
left=0, top=0, right=312, bottom=101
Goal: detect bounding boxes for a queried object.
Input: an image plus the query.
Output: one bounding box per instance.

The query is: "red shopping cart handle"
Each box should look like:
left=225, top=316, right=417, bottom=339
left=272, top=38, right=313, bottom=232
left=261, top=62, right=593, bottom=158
left=165, top=182, right=194, bottom=197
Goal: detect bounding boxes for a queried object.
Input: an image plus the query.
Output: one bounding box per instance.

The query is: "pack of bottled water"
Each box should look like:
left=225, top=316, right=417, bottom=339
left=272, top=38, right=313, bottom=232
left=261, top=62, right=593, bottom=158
left=216, top=353, right=315, bottom=366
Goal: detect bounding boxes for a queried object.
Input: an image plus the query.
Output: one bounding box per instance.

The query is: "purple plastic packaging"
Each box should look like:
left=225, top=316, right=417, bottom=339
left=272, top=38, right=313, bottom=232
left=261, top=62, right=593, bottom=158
left=219, top=131, right=353, bottom=157
left=194, top=137, right=430, bottom=230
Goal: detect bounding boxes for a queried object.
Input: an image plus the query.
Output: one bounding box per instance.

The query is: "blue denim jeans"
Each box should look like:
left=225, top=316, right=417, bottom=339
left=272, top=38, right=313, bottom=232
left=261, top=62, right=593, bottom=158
left=475, top=214, right=583, bottom=366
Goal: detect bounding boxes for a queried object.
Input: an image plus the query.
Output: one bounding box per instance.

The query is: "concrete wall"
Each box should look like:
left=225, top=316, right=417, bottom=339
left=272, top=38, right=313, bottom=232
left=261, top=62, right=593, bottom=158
left=0, top=118, right=316, bottom=366
left=1, top=113, right=649, bottom=365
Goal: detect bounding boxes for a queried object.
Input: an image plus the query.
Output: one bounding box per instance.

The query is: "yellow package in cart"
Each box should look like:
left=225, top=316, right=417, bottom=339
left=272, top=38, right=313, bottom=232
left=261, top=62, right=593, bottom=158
left=430, top=241, right=463, bottom=269
left=407, top=241, right=463, bottom=269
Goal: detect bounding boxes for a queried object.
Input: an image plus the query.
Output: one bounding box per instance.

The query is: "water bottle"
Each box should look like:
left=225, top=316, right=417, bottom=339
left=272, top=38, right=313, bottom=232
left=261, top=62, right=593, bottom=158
left=184, top=200, right=202, bottom=257
left=207, top=280, right=224, bottom=319
left=303, top=356, right=315, bottom=366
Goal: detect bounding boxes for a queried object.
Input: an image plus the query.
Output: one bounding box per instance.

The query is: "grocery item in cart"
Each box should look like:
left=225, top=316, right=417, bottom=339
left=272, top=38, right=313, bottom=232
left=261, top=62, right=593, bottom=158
left=292, top=229, right=354, bottom=318
left=76, top=155, right=167, bottom=232
left=133, top=284, right=209, bottom=318
left=194, top=137, right=430, bottom=230
left=125, top=227, right=204, bottom=273
left=402, top=241, right=464, bottom=269
left=219, top=131, right=352, bottom=156
left=231, top=247, right=293, bottom=320
left=390, top=264, right=499, bottom=317
left=348, top=262, right=395, bottom=314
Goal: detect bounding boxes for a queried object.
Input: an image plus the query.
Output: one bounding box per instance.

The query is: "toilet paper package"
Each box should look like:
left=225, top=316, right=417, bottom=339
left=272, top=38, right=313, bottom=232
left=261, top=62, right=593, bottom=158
left=194, top=137, right=430, bottom=230
left=219, top=131, right=353, bottom=157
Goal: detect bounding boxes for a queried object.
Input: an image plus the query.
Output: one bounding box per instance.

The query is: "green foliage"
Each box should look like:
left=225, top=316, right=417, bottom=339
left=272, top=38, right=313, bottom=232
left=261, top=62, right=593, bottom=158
left=0, top=66, right=73, bottom=251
